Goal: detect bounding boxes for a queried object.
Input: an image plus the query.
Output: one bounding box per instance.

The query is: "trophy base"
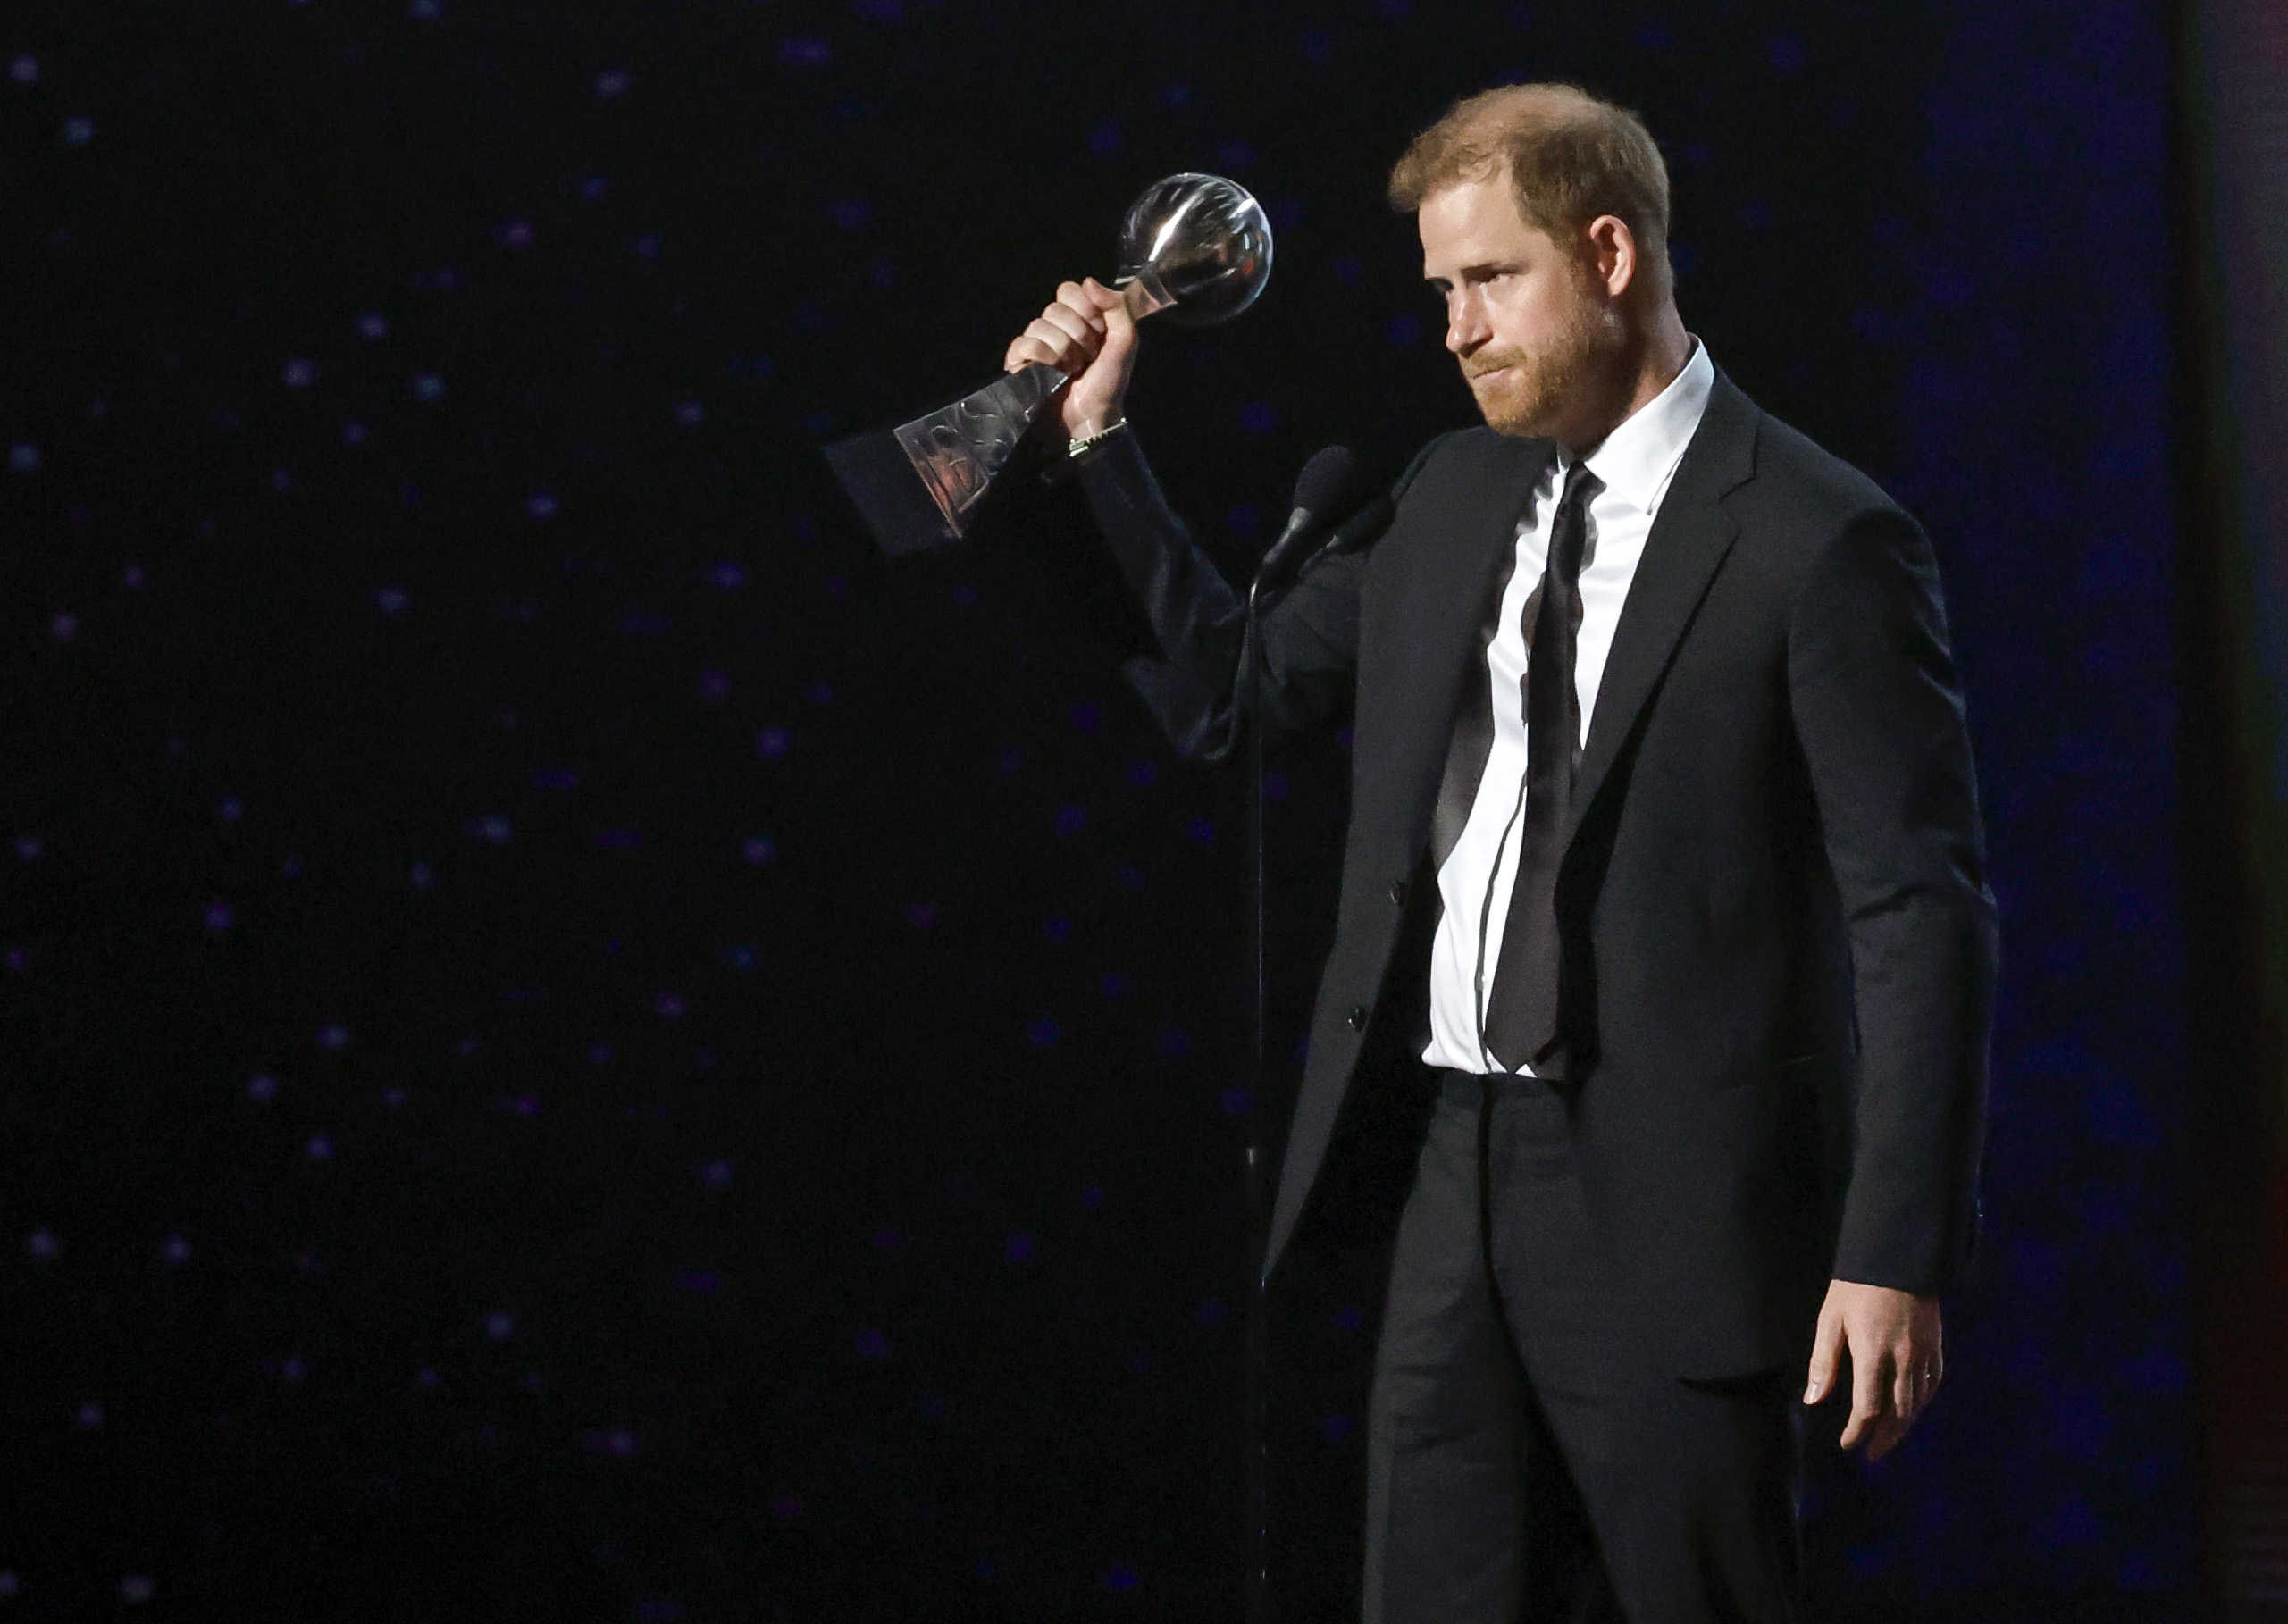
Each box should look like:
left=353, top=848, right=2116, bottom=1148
left=826, top=364, right=1069, bottom=556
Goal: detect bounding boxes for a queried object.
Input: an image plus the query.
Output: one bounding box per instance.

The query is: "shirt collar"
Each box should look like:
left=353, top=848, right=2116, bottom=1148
left=1563, top=338, right=1716, bottom=519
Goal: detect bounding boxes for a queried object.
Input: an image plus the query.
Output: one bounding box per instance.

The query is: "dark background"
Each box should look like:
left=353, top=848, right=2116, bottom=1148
left=1, top=1, right=2197, bottom=1619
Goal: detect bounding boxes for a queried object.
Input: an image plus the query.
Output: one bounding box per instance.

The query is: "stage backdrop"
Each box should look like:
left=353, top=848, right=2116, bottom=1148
left=2, top=2, right=2192, bottom=1619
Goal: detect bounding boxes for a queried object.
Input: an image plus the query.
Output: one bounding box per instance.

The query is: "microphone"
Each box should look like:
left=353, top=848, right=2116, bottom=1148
left=1322, top=493, right=1395, bottom=557
left=1251, top=445, right=1355, bottom=594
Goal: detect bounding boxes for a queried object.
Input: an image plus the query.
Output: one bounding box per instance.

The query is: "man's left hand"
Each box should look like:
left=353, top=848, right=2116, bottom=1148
left=1804, top=1279, right=1943, bottom=1460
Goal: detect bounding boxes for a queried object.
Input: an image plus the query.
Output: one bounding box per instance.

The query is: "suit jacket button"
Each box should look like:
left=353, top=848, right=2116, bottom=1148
left=1345, top=1004, right=1369, bottom=1032
left=1388, top=879, right=1408, bottom=906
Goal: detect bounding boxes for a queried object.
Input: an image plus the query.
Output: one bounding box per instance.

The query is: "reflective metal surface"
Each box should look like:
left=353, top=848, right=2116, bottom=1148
left=827, top=172, right=1274, bottom=552
left=1116, top=172, right=1273, bottom=328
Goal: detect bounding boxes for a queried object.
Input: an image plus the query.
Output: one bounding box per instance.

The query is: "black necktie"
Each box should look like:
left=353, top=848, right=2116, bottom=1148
left=1481, top=462, right=1600, bottom=1075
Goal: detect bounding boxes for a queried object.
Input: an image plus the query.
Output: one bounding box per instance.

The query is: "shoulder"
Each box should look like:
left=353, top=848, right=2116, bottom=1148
left=1729, top=387, right=1910, bottom=540
left=1394, top=423, right=1545, bottom=505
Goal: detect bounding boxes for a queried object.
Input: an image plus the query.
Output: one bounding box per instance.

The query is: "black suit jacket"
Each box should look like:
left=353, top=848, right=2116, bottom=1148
left=1072, top=370, right=1998, bottom=1377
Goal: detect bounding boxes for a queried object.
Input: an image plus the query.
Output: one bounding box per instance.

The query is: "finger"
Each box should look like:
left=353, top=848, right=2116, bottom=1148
left=1892, top=1350, right=1917, bottom=1425
left=1077, top=275, right=1126, bottom=313
left=1005, top=336, right=1061, bottom=373
left=1018, top=317, right=1089, bottom=373
left=1054, top=281, right=1109, bottom=332
left=1034, top=303, right=1102, bottom=356
left=1866, top=1406, right=1913, bottom=1462
left=1804, top=1306, right=1842, bottom=1404
left=1840, top=1342, right=1886, bottom=1452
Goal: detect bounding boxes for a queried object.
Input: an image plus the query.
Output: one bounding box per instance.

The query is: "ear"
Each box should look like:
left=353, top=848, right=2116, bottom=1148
left=1584, top=214, right=1638, bottom=300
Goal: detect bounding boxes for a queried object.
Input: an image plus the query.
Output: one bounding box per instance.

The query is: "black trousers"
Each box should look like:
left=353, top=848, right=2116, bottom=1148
left=1362, top=1069, right=1803, bottom=1624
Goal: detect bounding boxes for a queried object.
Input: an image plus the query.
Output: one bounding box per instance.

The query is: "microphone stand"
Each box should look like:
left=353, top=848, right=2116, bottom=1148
left=1242, top=561, right=1274, bottom=1624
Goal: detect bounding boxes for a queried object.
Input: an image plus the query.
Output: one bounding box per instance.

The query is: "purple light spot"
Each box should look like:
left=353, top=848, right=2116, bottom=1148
left=1088, top=118, right=1121, bottom=155
left=217, top=796, right=243, bottom=823
left=594, top=828, right=642, bottom=850
left=343, top=421, right=367, bottom=446
left=1386, top=312, right=1424, bottom=347
left=356, top=313, right=390, bottom=339
left=412, top=373, right=445, bottom=403
left=1225, top=504, right=1261, bottom=538
left=13, top=835, right=41, bottom=860
left=381, top=1087, right=406, bottom=1108
left=703, top=1159, right=733, bottom=1189
left=63, top=116, right=94, bottom=146
left=1264, top=770, right=1290, bottom=804
left=526, top=491, right=558, bottom=520
left=410, top=861, right=433, bottom=890
left=375, top=587, right=408, bottom=615
left=498, top=1093, right=540, bottom=1118
left=854, top=1328, right=890, bottom=1361
left=1218, top=1086, right=1254, bottom=1117
left=770, top=1494, right=804, bottom=1521
left=587, top=1427, right=641, bottom=1456
left=1768, top=33, right=1806, bottom=71
left=2, top=947, right=24, bottom=972
left=778, top=37, right=833, bottom=65
left=485, top=1311, right=515, bottom=1340
left=1102, top=1565, right=1141, bottom=1592
left=9, top=444, right=40, bottom=474
left=1042, top=916, right=1072, bottom=942
left=1184, top=816, right=1217, bottom=846
left=1099, top=971, right=1132, bottom=1000
left=1301, top=27, right=1335, bottom=63
left=1026, top=1017, right=1061, bottom=1049
left=675, top=400, right=704, bottom=426
left=697, top=669, right=730, bottom=701
left=870, top=1224, right=901, bottom=1250
left=532, top=766, right=579, bottom=791
left=319, top=1024, right=350, bottom=1051
left=409, top=0, right=441, bottom=17
left=1069, top=700, right=1102, bottom=733
left=1332, top=1303, right=1364, bottom=1331
left=26, top=1229, right=60, bottom=1261
left=1238, top=399, right=1279, bottom=434
left=827, top=199, right=872, bottom=231
left=1155, top=1027, right=1191, bottom=1059
left=282, top=358, right=317, bottom=389
left=121, top=1576, right=154, bottom=1604
left=123, top=565, right=147, bottom=588
left=1054, top=804, right=1089, bottom=839
left=247, top=1075, right=277, bottom=1102
left=808, top=676, right=838, bottom=701
left=205, top=902, right=234, bottom=933
left=161, top=1235, right=191, bottom=1265
left=1320, top=1412, right=1355, bottom=1442
left=1213, top=136, right=1255, bottom=171
left=673, top=1268, right=721, bottom=1295
left=633, top=232, right=662, bottom=260
left=588, top=1042, right=615, bottom=1066
left=1004, top=1231, right=1037, bottom=1264
left=906, top=902, right=936, bottom=930
left=468, top=815, right=510, bottom=844
left=306, top=1134, right=333, bottom=1159
left=417, top=1367, right=441, bottom=1390
left=48, top=611, right=76, bottom=643
left=1125, top=758, right=1160, bottom=787
left=8, top=55, right=38, bottom=83
left=743, top=836, right=776, bottom=865
left=757, top=726, right=791, bottom=759
left=77, top=1401, right=104, bottom=1430
left=1196, top=1297, right=1229, bottom=1327
left=703, top=560, right=744, bottom=589
left=596, top=69, right=630, bottom=97
left=1080, top=1183, right=1106, bottom=1210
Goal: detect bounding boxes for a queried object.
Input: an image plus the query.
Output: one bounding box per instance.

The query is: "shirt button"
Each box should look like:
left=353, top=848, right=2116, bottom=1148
left=1345, top=1004, right=1370, bottom=1032
left=1388, top=879, right=1408, bottom=907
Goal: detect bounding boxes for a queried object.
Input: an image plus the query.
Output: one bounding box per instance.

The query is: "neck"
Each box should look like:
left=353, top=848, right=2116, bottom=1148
left=1555, top=301, right=1693, bottom=460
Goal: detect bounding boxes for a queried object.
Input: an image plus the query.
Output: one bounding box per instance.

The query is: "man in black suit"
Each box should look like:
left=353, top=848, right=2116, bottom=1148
left=1006, top=83, right=1995, bottom=1623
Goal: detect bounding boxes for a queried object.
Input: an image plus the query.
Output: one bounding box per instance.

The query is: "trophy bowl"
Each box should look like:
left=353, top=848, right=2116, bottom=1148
left=1116, top=172, right=1273, bottom=328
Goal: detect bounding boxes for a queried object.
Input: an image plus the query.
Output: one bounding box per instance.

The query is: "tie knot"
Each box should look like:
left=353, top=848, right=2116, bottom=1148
left=1550, top=461, right=1600, bottom=580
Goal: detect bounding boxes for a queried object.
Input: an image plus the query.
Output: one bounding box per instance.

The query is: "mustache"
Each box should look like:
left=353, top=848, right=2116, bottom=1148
left=1461, top=347, right=1530, bottom=380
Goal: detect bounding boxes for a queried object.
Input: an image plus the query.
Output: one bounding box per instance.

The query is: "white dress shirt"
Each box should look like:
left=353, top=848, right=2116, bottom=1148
left=1421, top=339, right=1717, bottom=1076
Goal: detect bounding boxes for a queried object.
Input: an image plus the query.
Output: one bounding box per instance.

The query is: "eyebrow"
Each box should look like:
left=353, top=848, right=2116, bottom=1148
left=1425, top=259, right=1523, bottom=288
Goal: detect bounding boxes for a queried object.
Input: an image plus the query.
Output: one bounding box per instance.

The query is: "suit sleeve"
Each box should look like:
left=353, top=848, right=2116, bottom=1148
left=1071, top=430, right=1443, bottom=762
left=1786, top=506, right=1999, bottom=1296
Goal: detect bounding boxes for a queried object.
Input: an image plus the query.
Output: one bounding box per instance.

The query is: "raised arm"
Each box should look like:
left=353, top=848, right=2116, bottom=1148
left=1004, top=279, right=1373, bottom=761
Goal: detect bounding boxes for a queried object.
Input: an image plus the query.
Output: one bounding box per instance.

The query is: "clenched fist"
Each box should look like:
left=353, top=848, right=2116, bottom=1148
left=1003, top=277, right=1138, bottom=442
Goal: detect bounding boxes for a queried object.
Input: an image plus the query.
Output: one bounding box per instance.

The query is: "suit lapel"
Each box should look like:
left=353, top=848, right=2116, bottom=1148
left=1378, top=432, right=1552, bottom=860
left=1566, top=372, right=1760, bottom=844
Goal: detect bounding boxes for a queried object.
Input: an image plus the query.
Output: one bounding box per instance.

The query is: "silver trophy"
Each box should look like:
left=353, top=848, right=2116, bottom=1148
left=826, top=172, right=1274, bottom=556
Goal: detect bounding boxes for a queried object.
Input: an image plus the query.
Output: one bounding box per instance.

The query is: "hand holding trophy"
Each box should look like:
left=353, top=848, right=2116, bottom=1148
left=826, top=173, right=1273, bottom=557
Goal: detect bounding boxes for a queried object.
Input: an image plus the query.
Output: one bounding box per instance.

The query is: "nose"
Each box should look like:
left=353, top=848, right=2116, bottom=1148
left=1445, top=289, right=1488, bottom=356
